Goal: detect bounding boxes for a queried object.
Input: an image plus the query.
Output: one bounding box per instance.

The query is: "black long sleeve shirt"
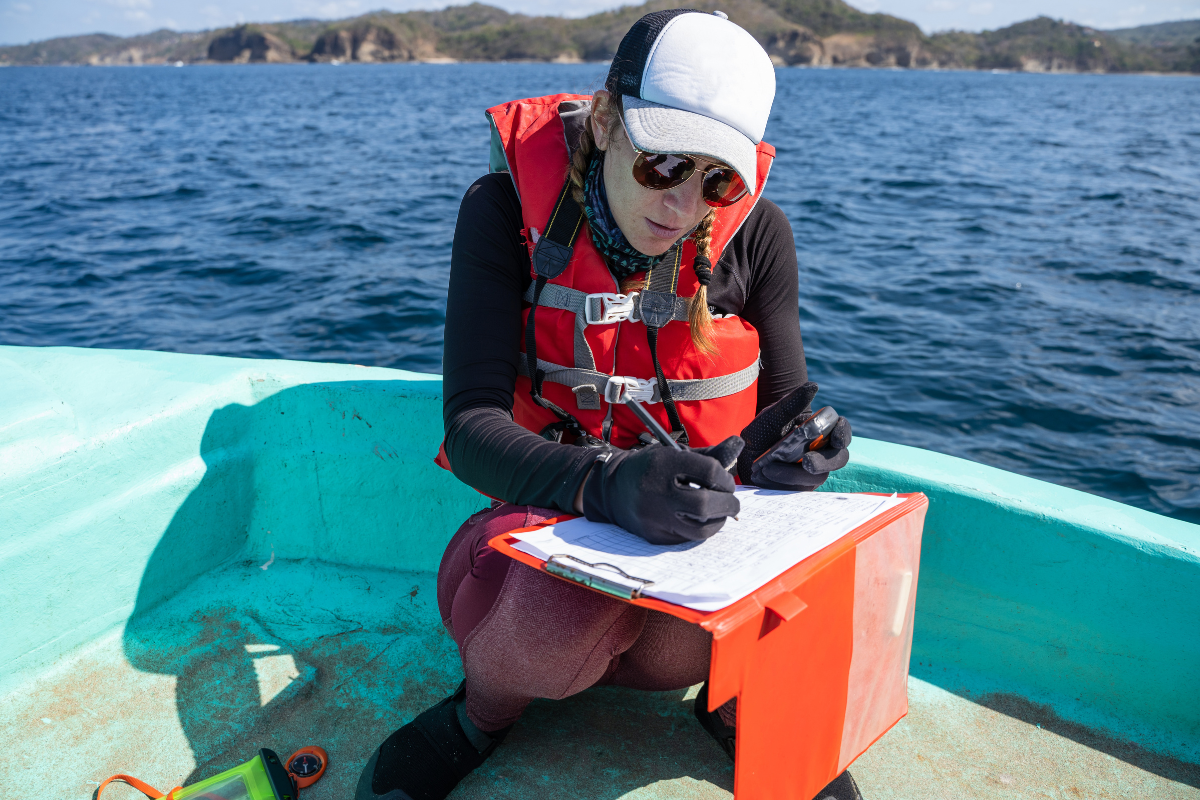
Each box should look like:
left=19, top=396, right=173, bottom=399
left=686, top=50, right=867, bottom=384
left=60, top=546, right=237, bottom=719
left=442, top=172, right=807, bottom=512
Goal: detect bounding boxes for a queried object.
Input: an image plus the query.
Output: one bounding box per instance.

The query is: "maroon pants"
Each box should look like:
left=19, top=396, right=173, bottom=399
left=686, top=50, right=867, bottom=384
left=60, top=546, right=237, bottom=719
left=436, top=504, right=716, bottom=732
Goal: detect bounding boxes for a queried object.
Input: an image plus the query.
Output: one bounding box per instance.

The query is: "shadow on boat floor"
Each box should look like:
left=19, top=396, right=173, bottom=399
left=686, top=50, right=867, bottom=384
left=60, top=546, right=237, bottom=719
left=974, top=692, right=1200, bottom=790
left=2, top=560, right=1196, bottom=800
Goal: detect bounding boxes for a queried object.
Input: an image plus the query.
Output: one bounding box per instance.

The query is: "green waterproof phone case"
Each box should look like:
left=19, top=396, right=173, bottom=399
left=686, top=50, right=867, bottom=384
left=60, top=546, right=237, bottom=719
left=171, top=749, right=295, bottom=800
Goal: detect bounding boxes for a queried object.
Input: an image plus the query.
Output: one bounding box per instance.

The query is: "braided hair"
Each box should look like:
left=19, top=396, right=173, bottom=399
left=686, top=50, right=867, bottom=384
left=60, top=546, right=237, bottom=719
left=688, top=211, right=718, bottom=355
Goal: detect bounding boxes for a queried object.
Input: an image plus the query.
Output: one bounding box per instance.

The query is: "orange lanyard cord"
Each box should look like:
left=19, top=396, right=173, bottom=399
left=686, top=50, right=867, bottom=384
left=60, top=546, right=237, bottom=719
left=95, top=774, right=183, bottom=799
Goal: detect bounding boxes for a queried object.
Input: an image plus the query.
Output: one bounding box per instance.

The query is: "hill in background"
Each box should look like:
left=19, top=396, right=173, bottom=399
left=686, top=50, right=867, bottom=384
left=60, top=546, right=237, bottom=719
left=1107, top=19, right=1200, bottom=47
left=0, top=0, right=1197, bottom=74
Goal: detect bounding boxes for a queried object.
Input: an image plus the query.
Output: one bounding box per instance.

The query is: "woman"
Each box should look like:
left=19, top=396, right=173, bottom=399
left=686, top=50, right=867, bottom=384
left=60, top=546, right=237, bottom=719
left=357, top=10, right=857, bottom=800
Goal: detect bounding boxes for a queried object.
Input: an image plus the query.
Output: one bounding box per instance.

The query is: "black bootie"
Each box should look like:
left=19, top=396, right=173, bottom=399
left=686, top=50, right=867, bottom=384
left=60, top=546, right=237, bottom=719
left=815, top=769, right=864, bottom=800
left=692, top=681, right=736, bottom=761
left=692, top=681, right=864, bottom=799
left=356, top=682, right=512, bottom=800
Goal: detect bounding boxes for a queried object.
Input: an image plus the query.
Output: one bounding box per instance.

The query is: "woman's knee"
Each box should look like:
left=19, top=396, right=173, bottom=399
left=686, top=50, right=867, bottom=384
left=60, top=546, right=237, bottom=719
left=436, top=503, right=541, bottom=635
left=606, top=609, right=712, bottom=690
left=461, top=561, right=647, bottom=701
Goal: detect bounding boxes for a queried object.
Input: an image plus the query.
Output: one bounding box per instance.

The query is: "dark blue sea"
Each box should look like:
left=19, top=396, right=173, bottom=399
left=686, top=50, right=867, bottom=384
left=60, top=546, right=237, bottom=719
left=1, top=64, right=1197, bottom=524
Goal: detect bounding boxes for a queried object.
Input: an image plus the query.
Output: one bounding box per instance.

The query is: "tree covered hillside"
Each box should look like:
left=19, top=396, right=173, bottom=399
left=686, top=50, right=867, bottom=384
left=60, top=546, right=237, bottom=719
left=0, top=0, right=1196, bottom=73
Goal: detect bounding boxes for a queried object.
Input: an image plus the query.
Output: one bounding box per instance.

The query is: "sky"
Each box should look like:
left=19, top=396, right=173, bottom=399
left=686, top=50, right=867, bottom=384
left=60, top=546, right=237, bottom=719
left=3, top=0, right=1199, bottom=46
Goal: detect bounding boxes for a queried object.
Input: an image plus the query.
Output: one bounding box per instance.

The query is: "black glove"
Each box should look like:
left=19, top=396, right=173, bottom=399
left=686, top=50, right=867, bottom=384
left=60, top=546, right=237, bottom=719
left=582, top=436, right=744, bottom=545
left=736, top=383, right=852, bottom=491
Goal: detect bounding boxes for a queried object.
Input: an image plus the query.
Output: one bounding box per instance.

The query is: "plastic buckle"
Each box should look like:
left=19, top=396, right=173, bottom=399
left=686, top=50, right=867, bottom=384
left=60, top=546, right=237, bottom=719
left=604, top=376, right=658, bottom=404
left=585, top=292, right=638, bottom=325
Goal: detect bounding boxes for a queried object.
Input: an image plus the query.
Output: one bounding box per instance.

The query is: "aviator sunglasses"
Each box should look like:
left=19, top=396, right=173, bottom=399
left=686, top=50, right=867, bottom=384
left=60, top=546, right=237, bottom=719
left=618, top=114, right=748, bottom=208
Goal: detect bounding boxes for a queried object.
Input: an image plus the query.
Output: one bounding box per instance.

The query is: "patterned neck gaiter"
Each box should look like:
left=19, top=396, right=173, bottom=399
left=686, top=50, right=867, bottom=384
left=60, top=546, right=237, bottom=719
left=581, top=151, right=667, bottom=281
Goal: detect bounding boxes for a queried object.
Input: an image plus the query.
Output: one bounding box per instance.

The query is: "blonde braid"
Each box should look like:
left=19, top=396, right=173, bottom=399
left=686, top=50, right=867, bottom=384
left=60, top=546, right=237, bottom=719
left=688, top=210, right=718, bottom=355
left=569, top=116, right=594, bottom=208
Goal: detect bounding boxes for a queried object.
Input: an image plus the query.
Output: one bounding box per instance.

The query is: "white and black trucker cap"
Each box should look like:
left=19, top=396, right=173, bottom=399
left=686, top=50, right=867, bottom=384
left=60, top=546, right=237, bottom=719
left=605, top=9, right=776, bottom=195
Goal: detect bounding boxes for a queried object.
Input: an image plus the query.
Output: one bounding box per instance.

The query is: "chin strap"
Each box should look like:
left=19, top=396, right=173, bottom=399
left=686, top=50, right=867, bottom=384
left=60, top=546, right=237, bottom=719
left=95, top=774, right=181, bottom=799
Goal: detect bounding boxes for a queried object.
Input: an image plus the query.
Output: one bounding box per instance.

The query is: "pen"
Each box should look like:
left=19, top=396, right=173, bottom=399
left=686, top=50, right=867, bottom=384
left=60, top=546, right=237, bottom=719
left=624, top=395, right=685, bottom=451
left=628, top=396, right=737, bottom=519
left=624, top=395, right=738, bottom=517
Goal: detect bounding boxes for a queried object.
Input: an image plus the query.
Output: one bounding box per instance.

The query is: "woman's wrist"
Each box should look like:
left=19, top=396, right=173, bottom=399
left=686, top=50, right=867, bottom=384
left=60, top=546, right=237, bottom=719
left=573, top=464, right=593, bottom=515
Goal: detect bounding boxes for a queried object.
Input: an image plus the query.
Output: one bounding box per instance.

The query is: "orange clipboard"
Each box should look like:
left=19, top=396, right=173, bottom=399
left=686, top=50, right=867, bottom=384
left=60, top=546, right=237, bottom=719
left=489, top=492, right=930, bottom=800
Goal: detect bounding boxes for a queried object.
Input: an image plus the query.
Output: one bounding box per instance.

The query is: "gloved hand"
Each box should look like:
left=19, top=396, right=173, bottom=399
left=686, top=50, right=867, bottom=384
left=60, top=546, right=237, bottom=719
left=736, top=382, right=852, bottom=491
left=581, top=436, right=744, bottom=545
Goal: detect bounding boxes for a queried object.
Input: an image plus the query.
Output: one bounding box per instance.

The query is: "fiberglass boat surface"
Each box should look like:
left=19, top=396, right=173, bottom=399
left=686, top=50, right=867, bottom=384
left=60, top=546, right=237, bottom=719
left=2, top=346, right=1198, bottom=799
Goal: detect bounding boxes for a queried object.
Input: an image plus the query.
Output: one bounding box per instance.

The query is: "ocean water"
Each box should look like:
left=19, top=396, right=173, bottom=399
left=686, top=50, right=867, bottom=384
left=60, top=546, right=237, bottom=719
left=1, top=64, right=1197, bottom=524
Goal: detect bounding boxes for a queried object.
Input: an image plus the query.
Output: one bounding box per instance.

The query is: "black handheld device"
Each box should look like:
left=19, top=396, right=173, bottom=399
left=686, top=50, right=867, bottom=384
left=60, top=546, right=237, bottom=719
left=795, top=406, right=839, bottom=453
left=758, top=406, right=839, bottom=465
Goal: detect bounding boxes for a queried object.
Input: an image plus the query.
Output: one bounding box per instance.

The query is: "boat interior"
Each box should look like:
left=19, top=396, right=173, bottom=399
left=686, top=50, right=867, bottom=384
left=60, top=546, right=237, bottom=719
left=3, top=346, right=1198, bottom=799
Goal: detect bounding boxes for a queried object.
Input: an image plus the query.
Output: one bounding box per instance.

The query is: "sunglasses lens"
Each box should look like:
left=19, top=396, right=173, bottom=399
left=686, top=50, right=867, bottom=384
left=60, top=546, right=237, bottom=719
left=632, top=152, right=696, bottom=190
left=702, top=168, right=747, bottom=208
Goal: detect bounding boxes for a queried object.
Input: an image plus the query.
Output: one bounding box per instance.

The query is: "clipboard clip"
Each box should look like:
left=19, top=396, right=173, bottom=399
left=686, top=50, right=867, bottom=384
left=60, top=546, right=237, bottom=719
left=545, top=554, right=655, bottom=600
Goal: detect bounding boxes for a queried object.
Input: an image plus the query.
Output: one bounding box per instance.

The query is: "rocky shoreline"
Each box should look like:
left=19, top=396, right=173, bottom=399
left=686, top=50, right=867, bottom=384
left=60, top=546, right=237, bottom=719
left=3, top=0, right=1198, bottom=74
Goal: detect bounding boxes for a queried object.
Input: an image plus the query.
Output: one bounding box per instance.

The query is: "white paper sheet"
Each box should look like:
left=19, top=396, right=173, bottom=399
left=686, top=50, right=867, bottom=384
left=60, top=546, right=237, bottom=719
left=511, top=488, right=906, bottom=611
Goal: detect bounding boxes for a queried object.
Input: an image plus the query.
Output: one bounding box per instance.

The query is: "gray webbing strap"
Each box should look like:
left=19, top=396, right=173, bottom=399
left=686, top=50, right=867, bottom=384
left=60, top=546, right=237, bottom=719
left=521, top=283, right=599, bottom=406
left=522, top=284, right=692, bottom=326
left=521, top=283, right=692, bottom=413
left=523, top=282, right=585, bottom=313
left=516, top=356, right=760, bottom=404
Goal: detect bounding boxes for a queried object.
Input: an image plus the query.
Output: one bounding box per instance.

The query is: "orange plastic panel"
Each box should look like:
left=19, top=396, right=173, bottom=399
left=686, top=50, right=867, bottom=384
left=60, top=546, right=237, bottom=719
left=490, top=493, right=929, bottom=799
left=837, top=508, right=925, bottom=773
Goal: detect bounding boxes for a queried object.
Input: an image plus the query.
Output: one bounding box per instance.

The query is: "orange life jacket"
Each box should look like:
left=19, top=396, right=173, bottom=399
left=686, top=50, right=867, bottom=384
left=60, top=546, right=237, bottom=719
left=448, top=93, right=775, bottom=464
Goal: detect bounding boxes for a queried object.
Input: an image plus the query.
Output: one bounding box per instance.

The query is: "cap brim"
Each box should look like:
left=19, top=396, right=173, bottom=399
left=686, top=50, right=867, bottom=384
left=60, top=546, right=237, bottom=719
left=622, top=95, right=759, bottom=196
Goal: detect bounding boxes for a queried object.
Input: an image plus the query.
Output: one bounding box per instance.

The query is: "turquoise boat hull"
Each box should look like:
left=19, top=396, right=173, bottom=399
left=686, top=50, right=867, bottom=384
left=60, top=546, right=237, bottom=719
left=2, top=346, right=1197, bottom=798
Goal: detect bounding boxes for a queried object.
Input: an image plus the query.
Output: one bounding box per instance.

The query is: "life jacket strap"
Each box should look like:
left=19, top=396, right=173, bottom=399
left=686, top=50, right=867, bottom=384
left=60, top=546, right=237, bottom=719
left=517, top=356, right=761, bottom=405
left=646, top=326, right=685, bottom=441
left=521, top=283, right=692, bottom=327
left=638, top=246, right=689, bottom=440
left=521, top=282, right=692, bottom=410
left=525, top=176, right=590, bottom=425
left=523, top=169, right=702, bottom=442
